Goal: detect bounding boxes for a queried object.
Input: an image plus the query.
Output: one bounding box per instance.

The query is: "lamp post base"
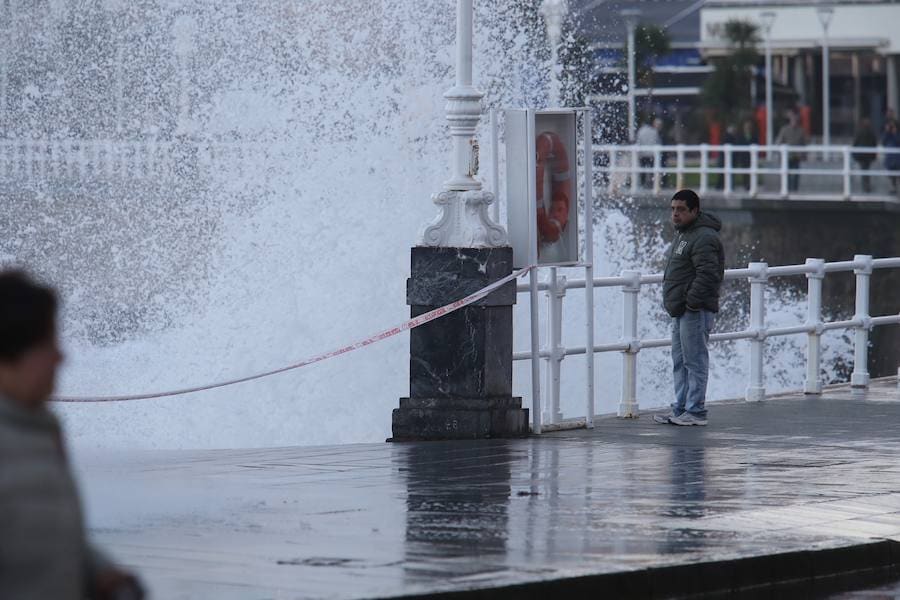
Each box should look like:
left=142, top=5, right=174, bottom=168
left=390, top=396, right=528, bottom=441
left=390, top=246, right=528, bottom=441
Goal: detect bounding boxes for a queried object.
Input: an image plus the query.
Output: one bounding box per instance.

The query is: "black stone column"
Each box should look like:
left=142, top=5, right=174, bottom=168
left=390, top=246, right=529, bottom=441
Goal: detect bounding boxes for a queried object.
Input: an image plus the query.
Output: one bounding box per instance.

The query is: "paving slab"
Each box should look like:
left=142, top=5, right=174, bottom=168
left=72, top=377, right=900, bottom=599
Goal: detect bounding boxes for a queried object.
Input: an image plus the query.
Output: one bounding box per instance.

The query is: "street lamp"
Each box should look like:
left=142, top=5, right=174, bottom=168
left=620, top=8, right=641, bottom=142
left=393, top=0, right=526, bottom=442
left=419, top=0, right=505, bottom=243
left=540, top=0, right=567, bottom=106
left=817, top=5, right=834, bottom=157
left=760, top=11, right=776, bottom=151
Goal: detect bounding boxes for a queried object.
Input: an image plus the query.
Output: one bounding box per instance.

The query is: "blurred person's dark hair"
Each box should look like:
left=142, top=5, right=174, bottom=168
left=0, top=270, right=58, bottom=362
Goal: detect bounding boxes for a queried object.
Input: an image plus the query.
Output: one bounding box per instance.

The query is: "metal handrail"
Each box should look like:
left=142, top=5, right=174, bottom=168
left=593, top=143, right=900, bottom=199
left=515, top=254, right=900, bottom=431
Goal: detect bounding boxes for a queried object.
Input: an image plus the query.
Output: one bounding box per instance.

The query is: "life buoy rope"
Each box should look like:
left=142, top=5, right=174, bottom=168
left=535, top=131, right=570, bottom=244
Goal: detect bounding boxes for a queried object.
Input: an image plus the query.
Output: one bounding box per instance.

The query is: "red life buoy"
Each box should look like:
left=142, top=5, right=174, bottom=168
left=535, top=131, right=570, bottom=244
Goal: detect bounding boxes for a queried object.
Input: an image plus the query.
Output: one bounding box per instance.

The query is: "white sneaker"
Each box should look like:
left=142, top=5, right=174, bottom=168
left=669, top=413, right=708, bottom=426
left=652, top=410, right=679, bottom=424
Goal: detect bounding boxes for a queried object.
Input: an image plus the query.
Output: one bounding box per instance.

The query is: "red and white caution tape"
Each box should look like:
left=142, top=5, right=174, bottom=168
left=52, top=266, right=532, bottom=403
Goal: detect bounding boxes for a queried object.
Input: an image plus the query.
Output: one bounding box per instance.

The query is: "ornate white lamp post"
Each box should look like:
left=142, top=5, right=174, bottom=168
left=817, top=5, right=834, bottom=157
left=393, top=0, right=527, bottom=441
left=621, top=8, right=641, bottom=142
left=419, top=0, right=506, bottom=247
left=540, top=0, right=568, bottom=106
left=760, top=11, right=776, bottom=149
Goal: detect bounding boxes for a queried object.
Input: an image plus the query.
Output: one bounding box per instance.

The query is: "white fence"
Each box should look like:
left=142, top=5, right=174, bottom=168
left=4, top=139, right=899, bottom=201
left=514, top=255, right=900, bottom=434
left=0, top=139, right=280, bottom=180
left=4, top=137, right=899, bottom=435
left=597, top=143, right=900, bottom=200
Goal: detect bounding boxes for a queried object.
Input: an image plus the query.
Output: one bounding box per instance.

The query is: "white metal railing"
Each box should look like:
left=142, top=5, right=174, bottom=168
left=514, top=254, right=900, bottom=434
left=5, top=139, right=899, bottom=201
left=595, top=143, right=900, bottom=200
left=0, top=139, right=284, bottom=180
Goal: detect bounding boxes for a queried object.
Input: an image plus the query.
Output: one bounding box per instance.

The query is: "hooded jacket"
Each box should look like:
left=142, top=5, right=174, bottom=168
left=0, top=394, right=111, bottom=600
left=663, top=211, right=725, bottom=317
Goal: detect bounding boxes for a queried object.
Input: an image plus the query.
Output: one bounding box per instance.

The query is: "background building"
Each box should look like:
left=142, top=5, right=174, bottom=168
left=570, top=0, right=900, bottom=143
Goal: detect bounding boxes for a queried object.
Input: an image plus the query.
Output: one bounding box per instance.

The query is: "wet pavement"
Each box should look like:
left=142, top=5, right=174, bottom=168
left=73, top=377, right=900, bottom=599
left=832, top=579, right=900, bottom=599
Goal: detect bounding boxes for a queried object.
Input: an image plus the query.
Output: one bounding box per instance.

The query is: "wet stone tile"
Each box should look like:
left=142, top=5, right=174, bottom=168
left=71, top=378, right=900, bottom=599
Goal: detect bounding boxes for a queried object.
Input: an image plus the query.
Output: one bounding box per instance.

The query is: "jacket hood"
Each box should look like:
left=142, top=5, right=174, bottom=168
left=679, top=211, right=721, bottom=232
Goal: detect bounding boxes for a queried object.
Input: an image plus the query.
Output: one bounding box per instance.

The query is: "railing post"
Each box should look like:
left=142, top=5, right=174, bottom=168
left=804, top=258, right=826, bottom=394
left=77, top=141, right=85, bottom=178
left=47, top=142, right=56, bottom=178
left=676, top=144, right=685, bottom=190
left=618, top=270, right=641, bottom=418
left=699, top=143, right=709, bottom=195
left=543, top=268, right=565, bottom=424
left=607, top=148, right=616, bottom=194
left=630, top=146, right=639, bottom=195
left=11, top=142, right=19, bottom=178
left=27, top=142, right=36, bottom=180
left=851, top=254, right=873, bottom=388
left=749, top=144, right=759, bottom=198
left=37, top=141, right=47, bottom=180
left=528, top=267, right=543, bottom=434
left=652, top=145, right=662, bottom=194
left=583, top=109, right=596, bottom=428
left=842, top=146, right=851, bottom=200
left=724, top=144, right=733, bottom=197
left=63, top=141, right=72, bottom=177
left=780, top=146, right=789, bottom=198
left=105, top=140, right=115, bottom=177
left=746, top=262, right=768, bottom=402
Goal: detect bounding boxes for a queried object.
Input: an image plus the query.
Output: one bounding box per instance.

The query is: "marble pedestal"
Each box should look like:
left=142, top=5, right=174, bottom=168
left=390, top=246, right=529, bottom=441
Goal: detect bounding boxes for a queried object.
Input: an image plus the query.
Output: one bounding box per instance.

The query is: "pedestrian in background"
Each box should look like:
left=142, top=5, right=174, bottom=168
left=716, top=123, right=738, bottom=190
left=853, top=118, right=878, bottom=193
left=736, top=119, right=758, bottom=191
left=882, top=119, right=900, bottom=194
left=775, top=110, right=808, bottom=192
left=636, top=117, right=663, bottom=189
left=653, top=189, right=725, bottom=427
left=0, top=270, right=144, bottom=600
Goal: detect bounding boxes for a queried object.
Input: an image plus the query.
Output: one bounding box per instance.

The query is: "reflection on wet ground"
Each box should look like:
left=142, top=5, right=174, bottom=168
left=74, top=378, right=900, bottom=599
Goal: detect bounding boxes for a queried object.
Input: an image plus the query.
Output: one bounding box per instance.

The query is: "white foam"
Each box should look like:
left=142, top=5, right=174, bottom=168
left=1, top=1, right=846, bottom=449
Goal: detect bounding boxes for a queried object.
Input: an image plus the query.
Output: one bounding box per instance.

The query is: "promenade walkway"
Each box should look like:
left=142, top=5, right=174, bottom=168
left=75, top=377, right=900, bottom=599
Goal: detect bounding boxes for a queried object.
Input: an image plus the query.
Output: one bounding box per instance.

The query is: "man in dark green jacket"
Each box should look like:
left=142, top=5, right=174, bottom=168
left=653, top=189, right=724, bottom=426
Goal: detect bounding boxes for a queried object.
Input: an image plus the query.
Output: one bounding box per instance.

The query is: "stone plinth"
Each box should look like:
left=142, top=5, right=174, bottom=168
left=390, top=246, right=529, bottom=441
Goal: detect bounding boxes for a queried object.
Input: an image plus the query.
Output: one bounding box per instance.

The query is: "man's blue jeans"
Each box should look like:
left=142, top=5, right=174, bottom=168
left=671, top=309, right=714, bottom=418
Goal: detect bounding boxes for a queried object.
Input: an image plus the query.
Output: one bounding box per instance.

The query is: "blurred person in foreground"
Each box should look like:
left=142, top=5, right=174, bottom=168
left=0, top=270, right=144, bottom=600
